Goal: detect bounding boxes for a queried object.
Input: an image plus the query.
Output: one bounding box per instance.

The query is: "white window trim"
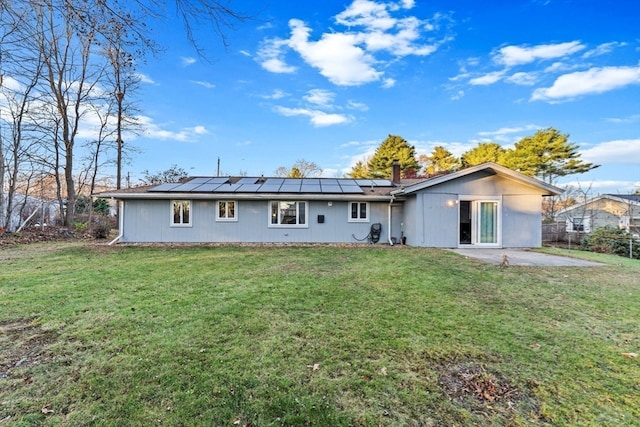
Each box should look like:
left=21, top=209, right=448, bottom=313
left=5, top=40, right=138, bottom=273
left=348, top=201, right=370, bottom=222
left=216, top=200, right=238, bottom=222
left=268, top=200, right=309, bottom=228
left=459, top=195, right=502, bottom=247
left=170, top=200, right=192, bottom=227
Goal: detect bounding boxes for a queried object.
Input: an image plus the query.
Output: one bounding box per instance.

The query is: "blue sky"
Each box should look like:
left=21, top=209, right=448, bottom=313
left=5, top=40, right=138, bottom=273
left=129, top=0, right=640, bottom=194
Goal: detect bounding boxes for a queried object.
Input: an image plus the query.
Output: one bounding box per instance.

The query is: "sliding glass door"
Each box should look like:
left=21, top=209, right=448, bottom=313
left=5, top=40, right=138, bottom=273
left=459, top=199, right=500, bottom=246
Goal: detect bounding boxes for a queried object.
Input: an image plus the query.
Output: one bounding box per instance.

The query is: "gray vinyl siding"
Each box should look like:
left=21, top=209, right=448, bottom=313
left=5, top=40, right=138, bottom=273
left=121, top=199, right=391, bottom=244
left=502, top=194, right=543, bottom=247
left=406, top=171, right=547, bottom=248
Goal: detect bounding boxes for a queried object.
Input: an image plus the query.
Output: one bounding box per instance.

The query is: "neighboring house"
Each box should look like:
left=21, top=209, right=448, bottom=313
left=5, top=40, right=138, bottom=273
left=98, top=162, right=562, bottom=248
left=555, top=194, right=640, bottom=236
left=0, top=193, right=60, bottom=232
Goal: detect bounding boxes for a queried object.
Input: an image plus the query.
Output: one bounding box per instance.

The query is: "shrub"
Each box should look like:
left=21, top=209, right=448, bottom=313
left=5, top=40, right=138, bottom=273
left=92, top=222, right=111, bottom=239
left=582, top=227, right=640, bottom=259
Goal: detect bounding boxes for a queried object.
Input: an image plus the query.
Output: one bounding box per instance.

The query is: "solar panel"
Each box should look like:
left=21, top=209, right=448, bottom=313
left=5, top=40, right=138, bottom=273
left=207, top=177, right=231, bottom=184
left=188, top=177, right=212, bottom=184
left=320, top=185, right=342, bottom=193
left=235, top=184, right=263, bottom=192
left=192, top=183, right=223, bottom=192
left=301, top=184, right=322, bottom=193
left=256, top=185, right=282, bottom=193
left=263, top=178, right=284, bottom=185
left=148, top=183, right=182, bottom=192
left=237, top=177, right=259, bottom=184
left=172, top=183, right=203, bottom=192
left=279, top=184, right=301, bottom=193
left=213, top=183, right=244, bottom=192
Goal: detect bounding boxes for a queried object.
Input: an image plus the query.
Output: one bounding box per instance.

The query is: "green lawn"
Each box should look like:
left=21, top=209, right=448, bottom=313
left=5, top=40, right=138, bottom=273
left=1, top=243, right=638, bottom=426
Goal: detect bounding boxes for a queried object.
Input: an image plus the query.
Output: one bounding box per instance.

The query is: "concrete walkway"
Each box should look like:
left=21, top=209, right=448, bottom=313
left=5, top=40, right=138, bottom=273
left=450, top=248, right=603, bottom=266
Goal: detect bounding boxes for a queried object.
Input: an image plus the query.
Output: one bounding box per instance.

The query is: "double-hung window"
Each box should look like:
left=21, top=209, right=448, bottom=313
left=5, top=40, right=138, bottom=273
left=217, top=200, right=237, bottom=221
left=270, top=201, right=307, bottom=227
left=171, top=200, right=191, bottom=226
left=349, top=201, right=369, bottom=222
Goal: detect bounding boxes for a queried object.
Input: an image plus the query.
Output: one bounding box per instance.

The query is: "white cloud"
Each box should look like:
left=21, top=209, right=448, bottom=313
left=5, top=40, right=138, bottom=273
left=137, top=115, right=208, bottom=142
left=531, top=65, right=640, bottom=101
left=507, top=72, right=537, bottom=86
left=582, top=41, right=627, bottom=59
left=476, top=125, right=541, bottom=143
left=347, top=100, right=369, bottom=111
left=605, top=114, right=640, bottom=124
left=261, top=89, right=288, bottom=100
left=381, top=78, right=396, bottom=88
left=181, top=57, right=196, bottom=66
left=580, top=139, right=640, bottom=164
left=469, top=70, right=506, bottom=85
left=274, top=106, right=352, bottom=127
left=303, top=89, right=335, bottom=107
left=257, top=38, right=297, bottom=73
left=288, top=19, right=382, bottom=86
left=136, top=73, right=156, bottom=84
left=494, top=41, right=585, bottom=66
left=257, top=1, right=449, bottom=86
left=191, top=80, right=215, bottom=89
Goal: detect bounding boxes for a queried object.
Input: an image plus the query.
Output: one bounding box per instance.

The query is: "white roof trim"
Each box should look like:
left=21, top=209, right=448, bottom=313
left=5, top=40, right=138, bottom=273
left=391, top=162, right=563, bottom=196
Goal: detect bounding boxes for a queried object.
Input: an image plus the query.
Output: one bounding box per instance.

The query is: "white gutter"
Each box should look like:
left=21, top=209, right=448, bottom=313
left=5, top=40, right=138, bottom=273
left=108, top=200, right=124, bottom=245
left=387, top=197, right=394, bottom=246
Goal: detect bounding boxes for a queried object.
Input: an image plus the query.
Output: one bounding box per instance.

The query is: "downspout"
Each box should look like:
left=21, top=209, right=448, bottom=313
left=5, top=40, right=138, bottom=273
left=108, top=199, right=123, bottom=245
left=388, top=196, right=395, bottom=245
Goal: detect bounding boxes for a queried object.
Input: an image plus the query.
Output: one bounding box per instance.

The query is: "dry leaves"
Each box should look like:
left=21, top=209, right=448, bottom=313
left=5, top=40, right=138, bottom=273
left=41, top=405, right=54, bottom=415
left=307, top=363, right=320, bottom=371
left=621, top=352, right=638, bottom=359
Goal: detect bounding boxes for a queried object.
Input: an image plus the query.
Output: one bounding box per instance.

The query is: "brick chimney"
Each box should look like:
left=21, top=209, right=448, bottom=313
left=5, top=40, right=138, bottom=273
left=391, top=159, right=401, bottom=184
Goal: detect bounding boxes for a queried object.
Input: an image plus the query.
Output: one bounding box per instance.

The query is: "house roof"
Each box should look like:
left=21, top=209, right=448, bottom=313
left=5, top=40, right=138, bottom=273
left=555, top=193, right=640, bottom=216
left=391, top=162, right=563, bottom=196
left=96, top=176, right=400, bottom=201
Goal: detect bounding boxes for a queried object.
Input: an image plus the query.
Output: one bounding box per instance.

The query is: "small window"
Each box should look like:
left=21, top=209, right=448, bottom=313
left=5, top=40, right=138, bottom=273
left=349, top=202, right=369, bottom=222
left=571, top=218, right=584, bottom=232
left=217, top=200, right=237, bottom=221
left=269, top=201, right=307, bottom=227
left=171, top=200, right=191, bottom=226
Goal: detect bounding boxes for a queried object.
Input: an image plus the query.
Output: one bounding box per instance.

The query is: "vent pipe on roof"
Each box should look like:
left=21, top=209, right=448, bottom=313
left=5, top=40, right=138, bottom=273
left=391, top=159, right=401, bottom=184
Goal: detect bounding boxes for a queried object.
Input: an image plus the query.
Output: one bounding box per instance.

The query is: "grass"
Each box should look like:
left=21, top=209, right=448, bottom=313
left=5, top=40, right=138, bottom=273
left=0, top=243, right=638, bottom=426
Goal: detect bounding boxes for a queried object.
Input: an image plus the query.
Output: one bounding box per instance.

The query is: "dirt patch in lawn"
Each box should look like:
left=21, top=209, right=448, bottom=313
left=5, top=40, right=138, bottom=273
left=437, top=362, right=541, bottom=420
left=0, top=319, right=59, bottom=380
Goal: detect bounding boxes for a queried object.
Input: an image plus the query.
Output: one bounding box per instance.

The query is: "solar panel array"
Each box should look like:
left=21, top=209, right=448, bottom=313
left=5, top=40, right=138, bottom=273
left=148, top=177, right=394, bottom=194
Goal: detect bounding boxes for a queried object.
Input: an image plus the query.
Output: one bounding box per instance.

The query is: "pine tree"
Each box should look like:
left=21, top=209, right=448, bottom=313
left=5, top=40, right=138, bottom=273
left=366, top=135, right=420, bottom=179
left=420, top=146, right=460, bottom=176
left=501, top=128, right=599, bottom=183
left=460, top=142, right=506, bottom=167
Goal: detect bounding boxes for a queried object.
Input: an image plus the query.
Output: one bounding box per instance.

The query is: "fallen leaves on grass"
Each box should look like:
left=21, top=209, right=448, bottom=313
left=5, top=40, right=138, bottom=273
left=621, top=352, right=638, bottom=359
left=41, top=405, right=54, bottom=415
left=307, top=363, right=320, bottom=371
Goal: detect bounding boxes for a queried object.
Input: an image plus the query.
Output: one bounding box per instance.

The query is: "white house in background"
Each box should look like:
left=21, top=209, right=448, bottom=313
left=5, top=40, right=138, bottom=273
left=98, top=162, right=562, bottom=248
left=0, top=193, right=60, bottom=232
left=555, top=194, right=640, bottom=236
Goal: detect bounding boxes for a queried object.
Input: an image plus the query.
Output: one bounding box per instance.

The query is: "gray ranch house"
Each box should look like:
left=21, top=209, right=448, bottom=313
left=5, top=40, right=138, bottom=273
left=99, top=162, right=562, bottom=247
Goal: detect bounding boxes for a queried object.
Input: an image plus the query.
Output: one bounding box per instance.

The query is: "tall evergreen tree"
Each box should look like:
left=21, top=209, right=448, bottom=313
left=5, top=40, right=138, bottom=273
left=501, top=128, right=598, bottom=184
left=366, top=135, right=419, bottom=179
left=460, top=142, right=506, bottom=167
left=420, top=146, right=460, bottom=176
left=347, top=159, right=370, bottom=178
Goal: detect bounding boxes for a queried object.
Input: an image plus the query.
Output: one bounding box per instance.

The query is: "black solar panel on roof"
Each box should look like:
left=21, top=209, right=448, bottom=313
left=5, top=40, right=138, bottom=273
left=148, top=183, right=182, bottom=192
left=193, top=183, right=223, bottom=192
left=188, top=177, right=212, bottom=184
left=256, top=185, right=282, bottom=193
left=235, top=184, right=263, bottom=192
left=301, top=184, right=322, bottom=193
left=237, top=177, right=259, bottom=184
